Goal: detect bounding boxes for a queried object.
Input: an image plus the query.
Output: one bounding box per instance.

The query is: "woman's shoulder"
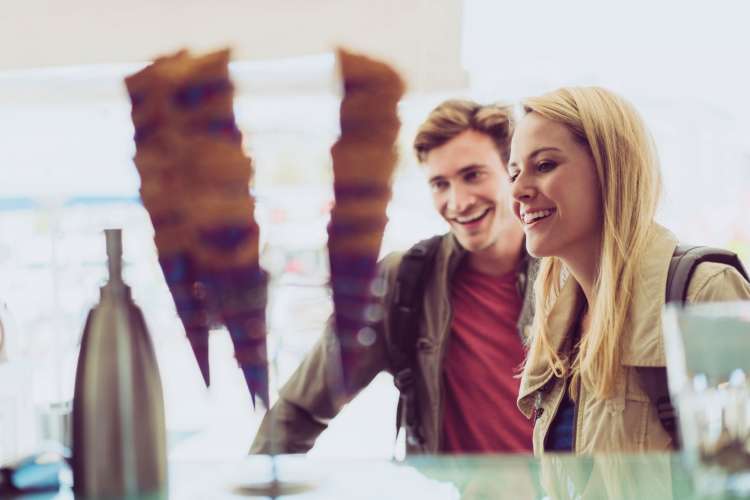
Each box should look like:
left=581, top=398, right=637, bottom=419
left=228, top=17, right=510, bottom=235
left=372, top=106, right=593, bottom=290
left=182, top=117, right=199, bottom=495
left=687, top=261, right=750, bottom=303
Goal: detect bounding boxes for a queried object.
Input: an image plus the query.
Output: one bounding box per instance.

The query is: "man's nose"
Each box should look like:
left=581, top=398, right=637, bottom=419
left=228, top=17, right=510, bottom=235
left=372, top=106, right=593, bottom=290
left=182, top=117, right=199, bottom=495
left=447, top=184, right=474, bottom=213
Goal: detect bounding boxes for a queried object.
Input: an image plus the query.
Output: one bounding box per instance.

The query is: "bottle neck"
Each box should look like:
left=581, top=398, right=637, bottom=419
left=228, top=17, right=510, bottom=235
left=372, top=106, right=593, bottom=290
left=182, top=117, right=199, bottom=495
left=102, top=229, right=129, bottom=300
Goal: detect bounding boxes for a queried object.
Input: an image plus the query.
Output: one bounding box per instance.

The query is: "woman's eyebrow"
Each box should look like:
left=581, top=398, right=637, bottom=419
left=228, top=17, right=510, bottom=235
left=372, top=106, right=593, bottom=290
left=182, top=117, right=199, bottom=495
left=508, top=146, right=563, bottom=169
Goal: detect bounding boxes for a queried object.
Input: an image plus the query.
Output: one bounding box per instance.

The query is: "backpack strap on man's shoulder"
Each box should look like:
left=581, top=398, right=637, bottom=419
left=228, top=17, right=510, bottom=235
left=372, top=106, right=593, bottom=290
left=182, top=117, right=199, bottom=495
left=389, top=234, right=443, bottom=449
left=390, top=235, right=443, bottom=366
left=638, top=244, right=750, bottom=450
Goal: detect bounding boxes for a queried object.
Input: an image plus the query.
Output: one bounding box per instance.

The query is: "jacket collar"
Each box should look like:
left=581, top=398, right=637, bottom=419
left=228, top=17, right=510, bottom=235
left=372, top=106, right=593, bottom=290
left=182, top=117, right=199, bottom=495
left=439, top=233, right=533, bottom=280
left=440, top=232, right=467, bottom=280
left=517, top=272, right=584, bottom=413
left=518, top=224, right=678, bottom=412
left=619, top=224, right=677, bottom=366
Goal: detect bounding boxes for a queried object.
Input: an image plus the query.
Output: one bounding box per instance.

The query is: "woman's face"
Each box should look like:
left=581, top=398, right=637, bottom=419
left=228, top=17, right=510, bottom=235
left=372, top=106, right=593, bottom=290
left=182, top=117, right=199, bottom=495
left=507, top=112, right=603, bottom=262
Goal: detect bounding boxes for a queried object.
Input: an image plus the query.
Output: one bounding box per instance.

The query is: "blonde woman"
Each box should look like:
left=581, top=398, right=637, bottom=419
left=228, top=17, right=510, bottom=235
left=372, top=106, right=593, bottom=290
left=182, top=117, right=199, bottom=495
left=507, top=86, right=750, bottom=454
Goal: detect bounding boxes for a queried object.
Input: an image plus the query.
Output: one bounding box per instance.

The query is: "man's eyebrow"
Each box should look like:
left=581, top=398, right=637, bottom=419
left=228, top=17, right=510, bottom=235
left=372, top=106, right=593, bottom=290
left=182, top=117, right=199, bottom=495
left=508, top=147, right=562, bottom=169
left=428, top=164, right=484, bottom=184
left=456, top=163, right=484, bottom=175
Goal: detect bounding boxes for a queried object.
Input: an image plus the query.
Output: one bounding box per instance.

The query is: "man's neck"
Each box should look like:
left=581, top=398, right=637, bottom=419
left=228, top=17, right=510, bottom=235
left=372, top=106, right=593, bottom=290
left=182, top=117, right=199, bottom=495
left=466, top=231, right=525, bottom=277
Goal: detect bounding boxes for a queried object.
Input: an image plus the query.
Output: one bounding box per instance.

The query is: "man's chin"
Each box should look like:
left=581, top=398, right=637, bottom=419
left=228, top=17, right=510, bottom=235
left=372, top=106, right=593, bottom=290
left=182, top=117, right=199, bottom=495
left=454, top=235, right=490, bottom=254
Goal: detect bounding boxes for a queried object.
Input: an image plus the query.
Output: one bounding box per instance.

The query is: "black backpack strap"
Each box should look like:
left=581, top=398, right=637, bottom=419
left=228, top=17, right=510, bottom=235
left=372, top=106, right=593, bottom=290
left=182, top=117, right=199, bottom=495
left=389, top=234, right=443, bottom=449
left=638, top=244, right=750, bottom=450
left=635, top=366, right=681, bottom=447
left=666, top=245, right=749, bottom=304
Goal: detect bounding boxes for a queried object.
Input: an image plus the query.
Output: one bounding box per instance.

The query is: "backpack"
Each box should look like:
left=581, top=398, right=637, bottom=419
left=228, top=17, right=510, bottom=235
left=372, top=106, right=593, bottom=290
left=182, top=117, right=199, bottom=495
left=390, top=239, right=749, bottom=450
left=389, top=235, right=443, bottom=449
left=637, top=245, right=749, bottom=449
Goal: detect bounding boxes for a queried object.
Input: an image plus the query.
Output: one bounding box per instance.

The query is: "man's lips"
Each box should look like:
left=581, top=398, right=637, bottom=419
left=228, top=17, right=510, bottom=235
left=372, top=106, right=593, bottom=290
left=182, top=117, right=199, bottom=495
left=451, top=207, right=491, bottom=225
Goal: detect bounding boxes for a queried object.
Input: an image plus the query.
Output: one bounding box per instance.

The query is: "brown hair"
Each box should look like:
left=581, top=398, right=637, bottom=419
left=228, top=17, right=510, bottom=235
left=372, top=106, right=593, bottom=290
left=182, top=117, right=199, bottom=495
left=413, top=99, right=514, bottom=163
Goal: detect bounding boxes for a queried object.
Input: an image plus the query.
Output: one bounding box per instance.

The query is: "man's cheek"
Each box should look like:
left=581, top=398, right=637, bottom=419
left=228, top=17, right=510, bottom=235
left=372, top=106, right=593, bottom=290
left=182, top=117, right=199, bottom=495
left=432, top=197, right=446, bottom=216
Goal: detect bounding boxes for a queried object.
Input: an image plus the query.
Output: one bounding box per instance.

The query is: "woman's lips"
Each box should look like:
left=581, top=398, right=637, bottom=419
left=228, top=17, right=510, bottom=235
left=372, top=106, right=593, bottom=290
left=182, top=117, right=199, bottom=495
left=525, top=211, right=554, bottom=230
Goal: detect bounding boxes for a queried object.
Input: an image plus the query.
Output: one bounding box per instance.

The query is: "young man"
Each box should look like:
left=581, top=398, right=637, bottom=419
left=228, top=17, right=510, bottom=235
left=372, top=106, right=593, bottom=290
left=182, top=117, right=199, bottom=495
left=251, top=100, right=536, bottom=455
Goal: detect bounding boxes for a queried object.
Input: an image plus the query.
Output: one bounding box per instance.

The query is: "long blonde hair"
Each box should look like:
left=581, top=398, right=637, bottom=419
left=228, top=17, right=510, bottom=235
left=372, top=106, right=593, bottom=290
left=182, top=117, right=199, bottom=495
left=523, top=87, right=662, bottom=399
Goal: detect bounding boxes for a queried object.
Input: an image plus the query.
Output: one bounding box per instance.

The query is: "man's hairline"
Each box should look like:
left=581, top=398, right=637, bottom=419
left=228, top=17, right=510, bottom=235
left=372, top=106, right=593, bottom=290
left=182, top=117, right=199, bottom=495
left=415, top=129, right=509, bottom=168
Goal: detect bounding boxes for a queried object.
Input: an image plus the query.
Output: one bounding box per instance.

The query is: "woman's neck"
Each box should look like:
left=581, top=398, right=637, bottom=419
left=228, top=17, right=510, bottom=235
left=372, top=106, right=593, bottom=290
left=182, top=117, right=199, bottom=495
left=559, top=232, right=602, bottom=309
left=561, top=252, right=599, bottom=312
left=580, top=305, right=591, bottom=334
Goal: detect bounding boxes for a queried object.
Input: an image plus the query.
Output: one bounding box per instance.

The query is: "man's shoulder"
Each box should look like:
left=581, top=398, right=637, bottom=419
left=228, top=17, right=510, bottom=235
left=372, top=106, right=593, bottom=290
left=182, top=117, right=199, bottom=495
left=377, top=250, right=406, bottom=276
left=379, top=234, right=451, bottom=267
left=377, top=233, right=453, bottom=288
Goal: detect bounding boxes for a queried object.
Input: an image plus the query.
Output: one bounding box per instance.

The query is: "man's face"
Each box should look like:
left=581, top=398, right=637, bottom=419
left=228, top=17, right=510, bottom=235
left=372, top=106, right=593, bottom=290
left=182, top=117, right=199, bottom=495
left=423, top=130, right=517, bottom=255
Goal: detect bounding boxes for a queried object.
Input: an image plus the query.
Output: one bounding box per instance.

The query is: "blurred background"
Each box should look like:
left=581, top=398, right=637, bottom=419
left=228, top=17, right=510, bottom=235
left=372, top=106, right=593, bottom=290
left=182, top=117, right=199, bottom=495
left=0, top=0, right=748, bottom=462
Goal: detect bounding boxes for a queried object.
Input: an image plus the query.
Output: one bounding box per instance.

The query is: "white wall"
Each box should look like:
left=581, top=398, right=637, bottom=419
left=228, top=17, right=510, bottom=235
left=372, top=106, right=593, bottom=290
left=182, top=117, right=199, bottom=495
left=0, top=0, right=467, bottom=92
left=464, top=0, right=750, bottom=253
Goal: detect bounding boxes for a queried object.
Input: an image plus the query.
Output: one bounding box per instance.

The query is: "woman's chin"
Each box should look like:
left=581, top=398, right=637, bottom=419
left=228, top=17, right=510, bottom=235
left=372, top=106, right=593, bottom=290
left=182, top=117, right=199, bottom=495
left=525, top=238, right=552, bottom=259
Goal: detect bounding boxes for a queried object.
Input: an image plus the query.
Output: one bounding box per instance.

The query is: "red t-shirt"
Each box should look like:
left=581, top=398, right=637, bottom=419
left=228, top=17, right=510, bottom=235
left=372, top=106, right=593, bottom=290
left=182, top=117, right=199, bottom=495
left=440, top=262, right=534, bottom=453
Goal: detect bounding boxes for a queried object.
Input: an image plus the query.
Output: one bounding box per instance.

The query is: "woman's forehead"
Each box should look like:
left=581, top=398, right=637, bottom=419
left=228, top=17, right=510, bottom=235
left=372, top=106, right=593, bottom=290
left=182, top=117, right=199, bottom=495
left=511, top=113, right=574, bottom=157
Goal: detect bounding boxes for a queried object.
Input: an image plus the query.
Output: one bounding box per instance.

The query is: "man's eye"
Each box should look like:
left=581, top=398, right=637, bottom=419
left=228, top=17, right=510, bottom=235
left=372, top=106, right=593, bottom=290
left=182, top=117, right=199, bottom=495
left=431, top=181, right=447, bottom=191
left=464, top=170, right=482, bottom=182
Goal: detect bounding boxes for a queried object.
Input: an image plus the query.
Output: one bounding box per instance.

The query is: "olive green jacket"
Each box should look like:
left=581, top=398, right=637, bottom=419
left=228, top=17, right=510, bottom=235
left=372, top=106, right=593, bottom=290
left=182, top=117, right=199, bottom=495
left=251, top=233, right=537, bottom=455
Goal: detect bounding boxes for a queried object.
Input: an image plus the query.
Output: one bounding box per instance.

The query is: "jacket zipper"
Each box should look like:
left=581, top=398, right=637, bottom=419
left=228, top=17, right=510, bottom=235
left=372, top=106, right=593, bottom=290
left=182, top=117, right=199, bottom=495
left=543, top=311, right=584, bottom=452
left=434, top=295, right=453, bottom=452
left=571, top=314, right=585, bottom=453
left=433, top=241, right=463, bottom=453
left=541, top=376, right=566, bottom=451
left=572, top=376, right=582, bottom=452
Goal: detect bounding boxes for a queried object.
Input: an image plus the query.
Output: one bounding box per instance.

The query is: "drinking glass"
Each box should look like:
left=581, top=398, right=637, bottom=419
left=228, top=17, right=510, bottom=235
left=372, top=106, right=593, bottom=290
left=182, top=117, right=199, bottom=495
left=663, top=301, right=750, bottom=496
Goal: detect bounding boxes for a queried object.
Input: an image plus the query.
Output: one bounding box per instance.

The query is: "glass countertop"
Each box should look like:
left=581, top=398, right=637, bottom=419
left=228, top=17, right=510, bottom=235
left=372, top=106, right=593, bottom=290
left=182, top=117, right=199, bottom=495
left=13, top=451, right=742, bottom=499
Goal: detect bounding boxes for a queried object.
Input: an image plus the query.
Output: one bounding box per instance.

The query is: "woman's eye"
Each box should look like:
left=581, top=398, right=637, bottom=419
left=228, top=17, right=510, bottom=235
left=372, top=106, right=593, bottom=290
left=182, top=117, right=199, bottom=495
left=537, top=161, right=557, bottom=172
left=431, top=180, right=447, bottom=191
left=508, top=172, right=519, bottom=183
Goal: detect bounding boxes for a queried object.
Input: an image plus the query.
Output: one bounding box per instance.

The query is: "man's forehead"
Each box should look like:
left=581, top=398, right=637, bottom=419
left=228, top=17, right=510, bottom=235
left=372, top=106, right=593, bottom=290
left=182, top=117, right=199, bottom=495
left=424, top=137, right=502, bottom=170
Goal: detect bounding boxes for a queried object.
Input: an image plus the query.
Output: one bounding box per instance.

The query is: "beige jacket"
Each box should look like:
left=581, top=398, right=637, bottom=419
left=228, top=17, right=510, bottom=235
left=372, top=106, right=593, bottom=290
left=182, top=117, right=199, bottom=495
left=517, top=224, right=750, bottom=455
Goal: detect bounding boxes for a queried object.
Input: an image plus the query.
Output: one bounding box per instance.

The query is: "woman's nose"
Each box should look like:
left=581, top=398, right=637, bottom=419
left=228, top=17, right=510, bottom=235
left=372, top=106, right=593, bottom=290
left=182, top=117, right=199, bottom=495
left=511, top=172, right=536, bottom=202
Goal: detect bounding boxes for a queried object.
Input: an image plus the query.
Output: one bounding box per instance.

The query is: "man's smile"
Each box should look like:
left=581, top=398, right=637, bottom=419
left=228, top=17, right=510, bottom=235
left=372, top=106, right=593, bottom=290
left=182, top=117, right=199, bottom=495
left=451, top=207, right=491, bottom=226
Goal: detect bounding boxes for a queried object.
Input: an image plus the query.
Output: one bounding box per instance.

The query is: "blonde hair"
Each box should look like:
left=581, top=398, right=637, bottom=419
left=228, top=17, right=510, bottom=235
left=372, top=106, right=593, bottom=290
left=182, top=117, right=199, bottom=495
left=523, top=87, right=662, bottom=399
left=413, top=99, right=514, bottom=163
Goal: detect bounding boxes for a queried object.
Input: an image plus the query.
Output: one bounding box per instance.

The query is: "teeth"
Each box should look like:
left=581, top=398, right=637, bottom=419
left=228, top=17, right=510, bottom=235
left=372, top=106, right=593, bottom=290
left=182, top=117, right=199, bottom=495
left=456, top=209, right=488, bottom=223
left=522, top=209, right=555, bottom=224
